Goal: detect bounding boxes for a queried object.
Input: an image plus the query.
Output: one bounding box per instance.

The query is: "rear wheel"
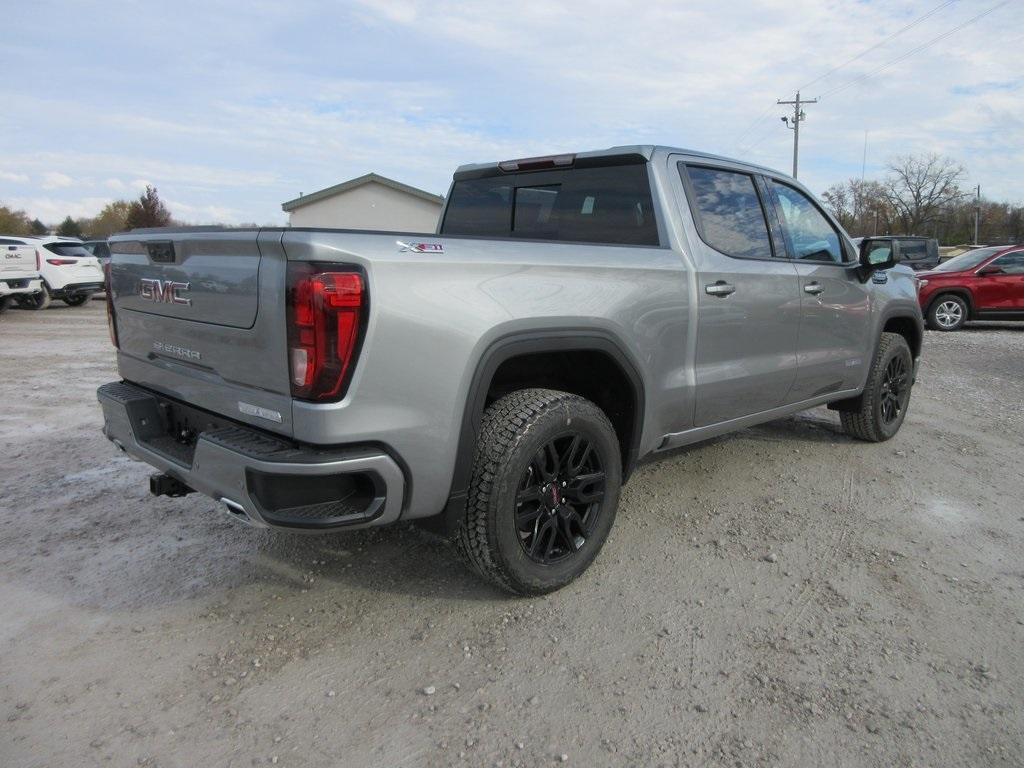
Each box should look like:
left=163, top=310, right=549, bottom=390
left=62, top=292, right=93, bottom=307
left=456, top=388, right=621, bottom=595
left=19, top=285, right=51, bottom=311
left=840, top=333, right=913, bottom=442
left=927, top=294, right=967, bottom=331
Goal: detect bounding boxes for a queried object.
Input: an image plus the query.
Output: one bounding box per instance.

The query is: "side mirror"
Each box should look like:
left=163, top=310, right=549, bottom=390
left=977, top=265, right=1004, bottom=276
left=858, top=238, right=895, bottom=277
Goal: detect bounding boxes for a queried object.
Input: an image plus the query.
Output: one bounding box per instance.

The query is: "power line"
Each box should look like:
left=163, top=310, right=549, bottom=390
left=819, top=0, right=1012, bottom=99
left=798, top=0, right=957, bottom=91
left=735, top=0, right=959, bottom=155
left=733, top=0, right=1010, bottom=160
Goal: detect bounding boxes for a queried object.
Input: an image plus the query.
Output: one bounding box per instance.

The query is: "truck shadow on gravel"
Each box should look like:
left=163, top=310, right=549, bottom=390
left=246, top=524, right=506, bottom=601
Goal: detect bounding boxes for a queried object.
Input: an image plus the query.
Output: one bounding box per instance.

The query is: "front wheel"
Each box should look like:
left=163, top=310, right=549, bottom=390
left=927, top=294, right=967, bottom=331
left=456, top=388, right=622, bottom=595
left=840, top=332, right=914, bottom=442
left=62, top=292, right=93, bottom=307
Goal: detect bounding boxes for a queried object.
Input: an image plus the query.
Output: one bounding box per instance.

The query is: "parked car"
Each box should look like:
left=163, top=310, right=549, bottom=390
left=852, top=236, right=940, bottom=271
left=1, top=236, right=104, bottom=309
left=97, top=145, right=923, bottom=594
left=917, top=245, right=1024, bottom=330
left=0, top=237, right=44, bottom=312
left=82, top=239, right=112, bottom=266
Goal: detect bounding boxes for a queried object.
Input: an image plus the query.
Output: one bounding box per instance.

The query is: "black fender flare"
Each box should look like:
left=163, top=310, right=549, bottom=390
left=440, top=329, right=646, bottom=528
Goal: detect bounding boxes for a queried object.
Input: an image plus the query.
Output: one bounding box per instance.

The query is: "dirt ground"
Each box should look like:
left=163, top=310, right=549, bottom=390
left=2, top=301, right=1022, bottom=768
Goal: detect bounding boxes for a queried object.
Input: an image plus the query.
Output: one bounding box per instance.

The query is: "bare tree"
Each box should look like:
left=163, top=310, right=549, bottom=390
left=822, top=178, right=890, bottom=236
left=882, top=154, right=964, bottom=235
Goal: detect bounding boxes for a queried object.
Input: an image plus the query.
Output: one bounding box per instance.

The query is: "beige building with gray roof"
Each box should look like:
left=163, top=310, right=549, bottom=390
left=281, top=173, right=444, bottom=232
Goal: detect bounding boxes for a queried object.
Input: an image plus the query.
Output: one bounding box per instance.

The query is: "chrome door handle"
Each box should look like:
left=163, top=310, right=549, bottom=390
left=705, top=281, right=736, bottom=297
left=803, top=282, right=825, bottom=295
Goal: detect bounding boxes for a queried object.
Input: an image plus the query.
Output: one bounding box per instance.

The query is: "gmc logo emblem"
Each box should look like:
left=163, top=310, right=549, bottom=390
left=140, top=278, right=191, bottom=306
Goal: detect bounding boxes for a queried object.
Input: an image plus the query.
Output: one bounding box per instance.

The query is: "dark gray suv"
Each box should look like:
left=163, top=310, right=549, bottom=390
left=853, top=236, right=940, bottom=271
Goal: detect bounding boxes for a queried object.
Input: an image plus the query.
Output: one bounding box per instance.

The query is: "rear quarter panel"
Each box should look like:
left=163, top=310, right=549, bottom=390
left=281, top=229, right=692, bottom=518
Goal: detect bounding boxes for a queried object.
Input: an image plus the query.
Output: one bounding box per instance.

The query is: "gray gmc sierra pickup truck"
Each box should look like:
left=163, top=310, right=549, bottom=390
left=97, top=145, right=923, bottom=594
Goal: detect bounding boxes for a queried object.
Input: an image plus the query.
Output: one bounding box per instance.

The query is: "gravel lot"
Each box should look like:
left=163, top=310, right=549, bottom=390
left=2, top=301, right=1023, bottom=768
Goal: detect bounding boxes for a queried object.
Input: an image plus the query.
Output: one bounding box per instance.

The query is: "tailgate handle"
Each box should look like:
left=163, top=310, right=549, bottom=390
left=147, top=241, right=176, bottom=263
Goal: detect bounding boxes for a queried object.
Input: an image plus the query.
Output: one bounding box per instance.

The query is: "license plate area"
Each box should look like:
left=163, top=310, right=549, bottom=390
left=127, top=393, right=238, bottom=467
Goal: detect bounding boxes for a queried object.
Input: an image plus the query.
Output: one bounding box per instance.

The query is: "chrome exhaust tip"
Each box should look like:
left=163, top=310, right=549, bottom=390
left=219, top=498, right=258, bottom=526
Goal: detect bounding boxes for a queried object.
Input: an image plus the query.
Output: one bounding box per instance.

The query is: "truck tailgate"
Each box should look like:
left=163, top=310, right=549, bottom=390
left=2, top=244, right=36, bottom=277
left=108, top=229, right=295, bottom=436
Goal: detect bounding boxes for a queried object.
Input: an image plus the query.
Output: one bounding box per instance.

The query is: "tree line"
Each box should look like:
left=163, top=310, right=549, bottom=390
left=821, top=153, right=1023, bottom=245
left=0, top=185, right=172, bottom=239
left=2, top=155, right=1021, bottom=244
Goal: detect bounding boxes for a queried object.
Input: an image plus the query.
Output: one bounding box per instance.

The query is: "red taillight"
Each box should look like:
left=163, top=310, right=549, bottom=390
left=104, top=262, right=119, bottom=348
left=46, top=258, right=77, bottom=266
left=286, top=263, right=365, bottom=401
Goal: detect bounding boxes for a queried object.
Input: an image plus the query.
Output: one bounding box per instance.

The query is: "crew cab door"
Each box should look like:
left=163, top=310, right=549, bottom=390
left=673, top=160, right=801, bottom=426
left=764, top=178, right=872, bottom=401
left=974, top=251, right=1024, bottom=310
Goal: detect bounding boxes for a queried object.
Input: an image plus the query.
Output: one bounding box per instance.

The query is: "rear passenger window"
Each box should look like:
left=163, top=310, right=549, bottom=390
left=682, top=165, right=773, bottom=259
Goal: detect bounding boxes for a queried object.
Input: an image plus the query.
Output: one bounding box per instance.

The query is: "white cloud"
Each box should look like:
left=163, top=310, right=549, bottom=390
left=0, top=171, right=30, bottom=184
left=41, top=172, right=73, bottom=190
left=5, top=196, right=113, bottom=224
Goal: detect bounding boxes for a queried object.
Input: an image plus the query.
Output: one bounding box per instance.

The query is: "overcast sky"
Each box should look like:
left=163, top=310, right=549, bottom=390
left=2, top=0, right=1021, bottom=225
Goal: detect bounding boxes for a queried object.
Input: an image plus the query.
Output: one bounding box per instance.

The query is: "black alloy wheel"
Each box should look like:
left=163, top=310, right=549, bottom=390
left=515, top=434, right=606, bottom=565
left=879, top=354, right=910, bottom=425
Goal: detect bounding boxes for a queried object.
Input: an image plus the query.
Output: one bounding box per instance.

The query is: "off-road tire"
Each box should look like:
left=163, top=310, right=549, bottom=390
left=926, top=293, right=967, bottom=331
left=62, top=292, right=92, bottom=307
left=0, top=296, right=11, bottom=315
left=840, top=332, right=913, bottom=442
left=455, top=388, right=622, bottom=595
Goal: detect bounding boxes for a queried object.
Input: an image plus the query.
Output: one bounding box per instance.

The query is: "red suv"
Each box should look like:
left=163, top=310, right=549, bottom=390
left=918, top=245, right=1024, bottom=331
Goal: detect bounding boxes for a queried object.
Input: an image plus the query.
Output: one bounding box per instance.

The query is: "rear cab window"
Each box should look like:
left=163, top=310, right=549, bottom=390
left=440, top=159, right=660, bottom=246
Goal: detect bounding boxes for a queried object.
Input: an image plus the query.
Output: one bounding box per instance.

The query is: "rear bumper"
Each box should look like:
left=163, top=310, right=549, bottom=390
left=53, top=281, right=103, bottom=297
left=0, top=278, right=42, bottom=297
left=97, top=381, right=405, bottom=530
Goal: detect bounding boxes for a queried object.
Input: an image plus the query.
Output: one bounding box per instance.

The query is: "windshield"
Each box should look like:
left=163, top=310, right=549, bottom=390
left=44, top=242, right=93, bottom=258
left=930, top=247, right=1001, bottom=273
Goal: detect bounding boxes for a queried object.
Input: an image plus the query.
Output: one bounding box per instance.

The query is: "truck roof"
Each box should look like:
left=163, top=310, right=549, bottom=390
left=453, top=145, right=786, bottom=180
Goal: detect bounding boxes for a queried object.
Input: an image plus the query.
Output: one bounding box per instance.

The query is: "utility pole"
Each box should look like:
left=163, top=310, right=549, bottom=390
left=778, top=91, right=817, bottom=179
left=973, top=184, right=981, bottom=245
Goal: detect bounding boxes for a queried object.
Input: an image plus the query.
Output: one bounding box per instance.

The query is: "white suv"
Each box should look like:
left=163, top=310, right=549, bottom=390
left=2, top=236, right=104, bottom=309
